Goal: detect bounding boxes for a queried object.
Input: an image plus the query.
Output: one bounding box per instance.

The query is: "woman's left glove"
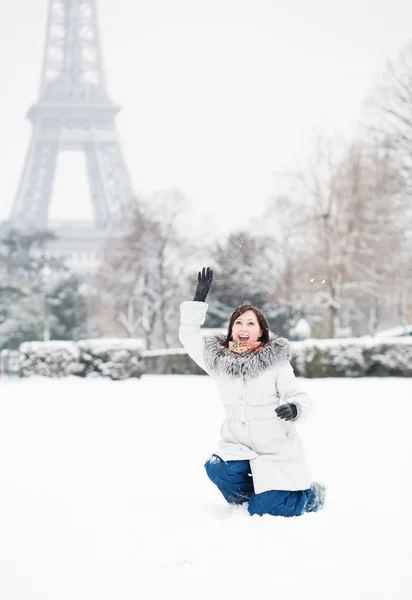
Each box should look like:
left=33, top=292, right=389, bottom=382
left=193, top=267, right=214, bottom=302
left=275, top=403, right=298, bottom=421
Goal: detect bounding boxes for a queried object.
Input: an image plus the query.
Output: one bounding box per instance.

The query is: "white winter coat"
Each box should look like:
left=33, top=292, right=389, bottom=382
left=179, top=301, right=312, bottom=494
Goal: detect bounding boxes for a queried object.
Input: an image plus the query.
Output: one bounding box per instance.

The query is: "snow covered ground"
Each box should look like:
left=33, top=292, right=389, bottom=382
left=0, top=375, right=411, bottom=600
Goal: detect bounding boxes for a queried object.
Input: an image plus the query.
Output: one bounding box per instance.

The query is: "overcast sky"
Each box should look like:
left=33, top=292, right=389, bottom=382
left=0, top=0, right=411, bottom=236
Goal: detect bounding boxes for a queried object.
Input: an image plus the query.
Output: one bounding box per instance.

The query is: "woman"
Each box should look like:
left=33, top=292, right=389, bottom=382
left=179, top=267, right=326, bottom=517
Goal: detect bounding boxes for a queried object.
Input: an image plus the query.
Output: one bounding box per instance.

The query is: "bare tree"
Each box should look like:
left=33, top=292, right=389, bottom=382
left=257, top=194, right=317, bottom=307
left=279, top=136, right=406, bottom=337
left=364, top=40, right=412, bottom=195
left=361, top=43, right=412, bottom=328
left=95, top=191, right=194, bottom=348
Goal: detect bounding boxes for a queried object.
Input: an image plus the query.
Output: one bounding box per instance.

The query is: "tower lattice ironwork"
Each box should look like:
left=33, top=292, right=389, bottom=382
left=9, top=0, right=135, bottom=231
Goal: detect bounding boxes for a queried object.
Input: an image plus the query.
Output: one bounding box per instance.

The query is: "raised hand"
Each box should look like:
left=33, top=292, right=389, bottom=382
left=275, top=403, right=298, bottom=421
left=193, top=267, right=214, bottom=302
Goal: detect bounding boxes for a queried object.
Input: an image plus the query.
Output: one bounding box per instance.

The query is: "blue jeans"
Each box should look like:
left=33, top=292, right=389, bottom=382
left=205, top=455, right=315, bottom=517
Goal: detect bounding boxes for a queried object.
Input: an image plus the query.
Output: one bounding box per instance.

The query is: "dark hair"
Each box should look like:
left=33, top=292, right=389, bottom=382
left=224, top=304, right=270, bottom=347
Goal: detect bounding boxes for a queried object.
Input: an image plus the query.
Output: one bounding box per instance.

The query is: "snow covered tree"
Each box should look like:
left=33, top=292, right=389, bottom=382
left=205, top=231, right=270, bottom=324
left=0, top=228, right=59, bottom=283
left=204, top=230, right=300, bottom=336
left=0, top=228, right=92, bottom=348
left=47, top=274, right=97, bottom=340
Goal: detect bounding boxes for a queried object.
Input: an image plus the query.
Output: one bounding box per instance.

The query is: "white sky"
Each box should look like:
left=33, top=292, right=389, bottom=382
left=0, top=0, right=411, bottom=236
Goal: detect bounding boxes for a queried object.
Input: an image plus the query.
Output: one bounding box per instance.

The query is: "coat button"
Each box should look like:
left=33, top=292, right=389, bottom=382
left=239, top=395, right=243, bottom=401
left=241, top=422, right=246, bottom=427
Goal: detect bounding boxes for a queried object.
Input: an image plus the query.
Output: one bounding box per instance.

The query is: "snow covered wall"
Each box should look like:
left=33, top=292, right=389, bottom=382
left=15, top=337, right=412, bottom=378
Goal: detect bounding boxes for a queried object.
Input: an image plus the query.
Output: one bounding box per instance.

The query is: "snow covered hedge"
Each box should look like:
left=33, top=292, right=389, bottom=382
left=17, top=336, right=412, bottom=378
left=20, top=339, right=145, bottom=380
left=144, top=337, right=412, bottom=378
left=291, top=337, right=412, bottom=377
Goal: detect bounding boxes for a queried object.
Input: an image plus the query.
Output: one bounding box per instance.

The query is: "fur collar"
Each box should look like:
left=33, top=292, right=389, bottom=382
left=204, top=334, right=291, bottom=380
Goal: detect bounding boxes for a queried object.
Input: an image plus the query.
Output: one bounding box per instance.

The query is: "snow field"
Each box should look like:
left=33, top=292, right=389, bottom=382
left=0, top=375, right=411, bottom=599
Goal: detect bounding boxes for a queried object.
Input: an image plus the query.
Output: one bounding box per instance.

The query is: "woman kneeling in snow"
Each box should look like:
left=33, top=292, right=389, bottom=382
left=179, top=267, right=326, bottom=517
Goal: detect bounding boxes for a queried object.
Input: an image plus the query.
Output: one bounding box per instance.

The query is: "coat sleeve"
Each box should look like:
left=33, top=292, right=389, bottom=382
left=276, top=361, right=312, bottom=423
left=178, top=300, right=210, bottom=374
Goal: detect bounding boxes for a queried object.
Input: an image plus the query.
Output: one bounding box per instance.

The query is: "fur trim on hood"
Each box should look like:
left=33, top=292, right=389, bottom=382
left=204, top=334, right=292, bottom=380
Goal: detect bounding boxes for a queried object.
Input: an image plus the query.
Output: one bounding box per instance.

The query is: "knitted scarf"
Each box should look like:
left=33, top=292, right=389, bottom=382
left=228, top=341, right=262, bottom=355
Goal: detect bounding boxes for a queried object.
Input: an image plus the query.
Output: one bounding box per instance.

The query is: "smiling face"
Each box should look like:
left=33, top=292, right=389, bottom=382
left=231, top=310, right=263, bottom=343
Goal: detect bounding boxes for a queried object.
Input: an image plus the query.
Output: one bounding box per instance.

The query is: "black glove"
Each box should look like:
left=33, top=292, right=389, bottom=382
left=193, top=267, right=214, bottom=302
left=275, top=403, right=298, bottom=421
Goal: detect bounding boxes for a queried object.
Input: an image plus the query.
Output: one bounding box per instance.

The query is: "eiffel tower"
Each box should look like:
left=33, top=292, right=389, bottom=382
left=7, top=0, right=136, bottom=271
